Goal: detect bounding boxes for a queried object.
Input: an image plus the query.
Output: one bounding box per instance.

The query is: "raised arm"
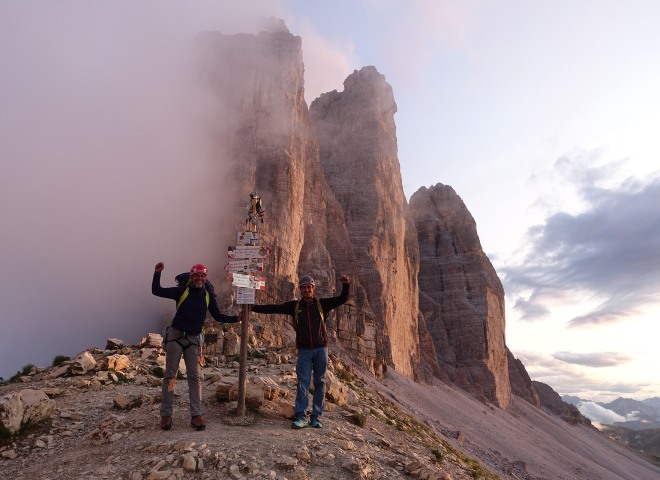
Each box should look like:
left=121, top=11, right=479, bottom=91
left=320, top=276, right=350, bottom=312
left=151, top=261, right=182, bottom=300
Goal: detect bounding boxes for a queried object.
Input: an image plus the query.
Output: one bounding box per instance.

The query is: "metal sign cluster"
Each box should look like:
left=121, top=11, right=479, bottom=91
left=225, top=208, right=270, bottom=304
left=232, top=191, right=268, bottom=418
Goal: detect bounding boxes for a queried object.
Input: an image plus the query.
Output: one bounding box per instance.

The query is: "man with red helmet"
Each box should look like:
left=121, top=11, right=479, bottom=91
left=252, top=274, right=350, bottom=429
left=152, top=261, right=239, bottom=431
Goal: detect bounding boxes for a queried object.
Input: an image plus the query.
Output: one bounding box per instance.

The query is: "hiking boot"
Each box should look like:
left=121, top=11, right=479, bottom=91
left=310, top=417, right=323, bottom=428
left=160, top=416, right=172, bottom=430
left=191, top=415, right=206, bottom=431
left=291, top=418, right=308, bottom=429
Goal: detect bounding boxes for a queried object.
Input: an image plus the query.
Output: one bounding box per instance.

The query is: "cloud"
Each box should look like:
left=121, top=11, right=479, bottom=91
left=552, top=351, right=631, bottom=368
left=577, top=401, right=626, bottom=424
left=0, top=1, right=285, bottom=379
left=510, top=295, right=551, bottom=319
left=502, top=154, right=660, bottom=327
left=292, top=21, right=357, bottom=104
left=512, top=349, right=652, bottom=401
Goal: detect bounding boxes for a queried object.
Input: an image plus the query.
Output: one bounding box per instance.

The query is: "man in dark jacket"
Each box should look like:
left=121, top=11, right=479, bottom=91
left=152, top=261, right=239, bottom=431
left=252, top=274, right=350, bottom=429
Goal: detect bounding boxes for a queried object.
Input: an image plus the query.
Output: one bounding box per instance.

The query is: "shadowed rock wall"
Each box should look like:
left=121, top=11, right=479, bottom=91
left=410, top=184, right=511, bottom=407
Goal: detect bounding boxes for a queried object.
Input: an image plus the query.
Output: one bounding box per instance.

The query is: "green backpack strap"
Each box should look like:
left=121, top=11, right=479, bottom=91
left=176, top=282, right=210, bottom=310
left=168, top=285, right=210, bottom=327
left=177, top=287, right=191, bottom=310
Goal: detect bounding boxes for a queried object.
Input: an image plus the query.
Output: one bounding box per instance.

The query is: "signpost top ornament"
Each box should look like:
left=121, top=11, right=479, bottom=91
left=246, top=191, right=265, bottom=232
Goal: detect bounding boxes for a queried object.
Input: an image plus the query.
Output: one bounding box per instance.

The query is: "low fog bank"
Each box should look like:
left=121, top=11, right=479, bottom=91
left=0, top=2, right=281, bottom=379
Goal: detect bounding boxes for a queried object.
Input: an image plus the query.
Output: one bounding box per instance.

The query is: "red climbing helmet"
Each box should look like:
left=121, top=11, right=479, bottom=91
left=190, top=264, right=208, bottom=275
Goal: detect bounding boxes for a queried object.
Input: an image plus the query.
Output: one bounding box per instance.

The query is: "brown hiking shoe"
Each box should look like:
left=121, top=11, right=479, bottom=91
left=191, top=415, right=206, bottom=431
left=160, top=416, right=172, bottom=430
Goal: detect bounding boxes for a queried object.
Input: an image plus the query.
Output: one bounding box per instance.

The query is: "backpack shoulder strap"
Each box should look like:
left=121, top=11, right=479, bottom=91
left=176, top=284, right=210, bottom=310
left=177, top=286, right=191, bottom=310
left=316, top=298, right=324, bottom=323
left=293, top=299, right=324, bottom=327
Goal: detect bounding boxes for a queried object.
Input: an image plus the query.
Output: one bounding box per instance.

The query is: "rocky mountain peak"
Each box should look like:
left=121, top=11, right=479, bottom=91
left=410, top=183, right=511, bottom=408
left=310, top=66, right=421, bottom=380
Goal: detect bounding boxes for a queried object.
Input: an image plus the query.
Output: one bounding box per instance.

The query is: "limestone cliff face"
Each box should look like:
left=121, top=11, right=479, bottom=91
left=309, top=67, right=422, bottom=379
left=410, top=184, right=511, bottom=408
left=197, top=27, right=385, bottom=375
left=195, top=26, right=309, bottom=299
left=198, top=25, right=535, bottom=406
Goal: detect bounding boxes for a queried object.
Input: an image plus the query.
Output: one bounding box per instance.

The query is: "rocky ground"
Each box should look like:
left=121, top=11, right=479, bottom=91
left=2, top=334, right=660, bottom=480
left=0, top=336, right=499, bottom=480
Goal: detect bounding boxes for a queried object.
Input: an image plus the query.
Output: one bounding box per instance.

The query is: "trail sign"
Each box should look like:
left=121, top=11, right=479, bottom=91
left=232, top=273, right=266, bottom=290
left=224, top=260, right=264, bottom=274
left=237, top=231, right=259, bottom=246
left=236, top=287, right=255, bottom=304
left=227, top=245, right=271, bottom=259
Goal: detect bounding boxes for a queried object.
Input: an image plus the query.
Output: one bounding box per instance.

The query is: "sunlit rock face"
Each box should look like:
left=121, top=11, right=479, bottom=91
left=198, top=25, right=525, bottom=399
left=197, top=28, right=386, bottom=375
left=310, top=66, right=423, bottom=379
left=410, top=184, right=511, bottom=408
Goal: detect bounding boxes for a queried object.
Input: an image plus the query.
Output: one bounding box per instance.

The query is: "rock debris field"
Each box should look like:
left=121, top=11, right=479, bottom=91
left=0, top=335, right=499, bottom=480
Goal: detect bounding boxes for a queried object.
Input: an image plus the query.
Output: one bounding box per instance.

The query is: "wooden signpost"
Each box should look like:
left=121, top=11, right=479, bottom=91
left=232, top=192, right=268, bottom=417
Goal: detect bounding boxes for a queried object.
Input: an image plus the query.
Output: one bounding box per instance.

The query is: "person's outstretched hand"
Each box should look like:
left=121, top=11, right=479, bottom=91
left=155, top=262, right=165, bottom=272
left=340, top=275, right=350, bottom=284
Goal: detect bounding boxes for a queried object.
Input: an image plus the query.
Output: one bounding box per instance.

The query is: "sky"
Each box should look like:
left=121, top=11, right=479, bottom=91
left=1, top=1, right=658, bottom=403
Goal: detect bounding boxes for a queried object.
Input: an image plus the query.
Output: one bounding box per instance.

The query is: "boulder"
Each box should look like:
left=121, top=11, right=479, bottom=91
left=105, top=338, right=125, bottom=350
left=107, top=354, right=130, bottom=372
left=70, top=351, right=97, bottom=375
left=325, top=370, right=348, bottom=406
left=254, top=376, right=283, bottom=400
left=0, top=392, right=24, bottom=435
left=140, top=333, right=163, bottom=348
left=271, top=398, right=295, bottom=419
left=245, top=384, right=265, bottom=411
left=20, top=389, right=55, bottom=426
left=0, top=389, right=54, bottom=436
left=44, top=364, right=70, bottom=380
left=215, top=381, right=238, bottom=402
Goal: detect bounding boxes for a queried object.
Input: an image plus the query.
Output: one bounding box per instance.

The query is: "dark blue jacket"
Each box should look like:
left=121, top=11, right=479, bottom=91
left=152, top=271, right=238, bottom=335
left=252, top=282, right=349, bottom=349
